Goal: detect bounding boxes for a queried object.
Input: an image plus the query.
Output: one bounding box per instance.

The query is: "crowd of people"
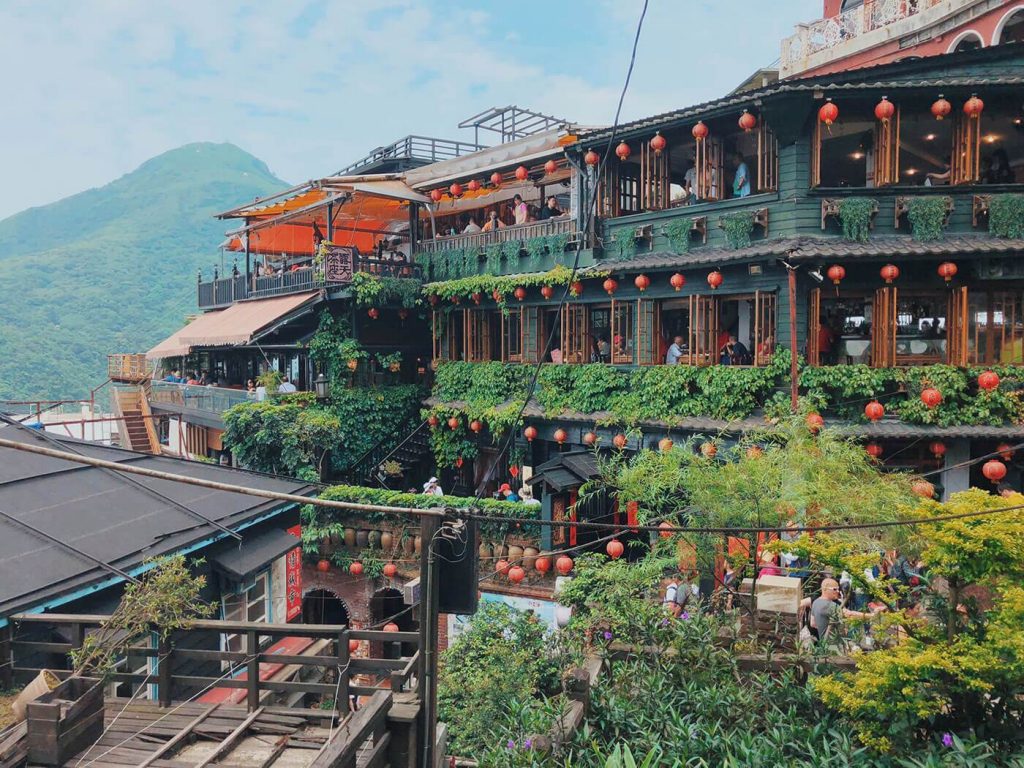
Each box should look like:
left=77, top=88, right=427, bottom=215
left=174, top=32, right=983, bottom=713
left=434, top=195, right=567, bottom=238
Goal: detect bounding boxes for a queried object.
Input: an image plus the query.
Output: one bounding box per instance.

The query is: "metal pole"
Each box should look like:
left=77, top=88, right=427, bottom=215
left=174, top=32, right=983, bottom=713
left=419, top=513, right=442, bottom=768
left=787, top=264, right=799, bottom=413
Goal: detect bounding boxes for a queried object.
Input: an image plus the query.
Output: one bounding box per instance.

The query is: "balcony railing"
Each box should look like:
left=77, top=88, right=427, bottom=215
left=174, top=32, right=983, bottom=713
left=781, top=0, right=951, bottom=76
left=107, top=353, right=151, bottom=382
left=149, top=381, right=256, bottom=414
left=197, top=256, right=423, bottom=309
left=417, top=217, right=577, bottom=256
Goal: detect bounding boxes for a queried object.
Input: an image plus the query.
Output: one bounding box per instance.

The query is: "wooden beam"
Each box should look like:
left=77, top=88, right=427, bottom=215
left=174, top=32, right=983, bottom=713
left=193, top=706, right=264, bottom=767
left=136, top=704, right=221, bottom=768
left=310, top=690, right=392, bottom=768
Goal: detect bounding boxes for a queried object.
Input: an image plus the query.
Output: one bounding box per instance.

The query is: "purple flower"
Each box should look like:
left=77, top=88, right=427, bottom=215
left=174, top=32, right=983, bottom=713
left=661, top=618, right=670, bottom=627
left=942, top=733, right=953, bottom=748
left=681, top=611, right=690, bottom=620
left=603, top=630, right=613, bottom=641
left=507, top=739, right=516, bottom=750
left=524, top=738, right=533, bottom=749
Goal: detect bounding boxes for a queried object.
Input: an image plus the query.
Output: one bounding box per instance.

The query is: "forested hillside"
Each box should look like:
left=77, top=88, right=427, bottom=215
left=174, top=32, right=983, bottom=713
left=0, top=143, right=288, bottom=400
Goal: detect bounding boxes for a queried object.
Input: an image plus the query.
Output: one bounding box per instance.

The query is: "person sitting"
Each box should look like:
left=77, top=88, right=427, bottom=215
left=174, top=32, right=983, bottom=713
left=278, top=376, right=297, bottom=393
left=756, top=334, right=775, bottom=363
left=423, top=477, right=444, bottom=496
left=665, top=335, right=685, bottom=365
left=519, top=485, right=541, bottom=506
left=246, top=379, right=256, bottom=394
left=925, top=156, right=951, bottom=185
left=463, top=215, right=481, bottom=234
left=720, top=334, right=749, bottom=365
left=538, top=196, right=563, bottom=220
left=499, top=483, right=519, bottom=502
left=511, top=194, right=528, bottom=225
left=731, top=151, right=750, bottom=198
left=186, top=371, right=200, bottom=385
left=596, top=335, right=611, bottom=363
left=164, top=368, right=183, bottom=383
left=482, top=210, right=505, bottom=232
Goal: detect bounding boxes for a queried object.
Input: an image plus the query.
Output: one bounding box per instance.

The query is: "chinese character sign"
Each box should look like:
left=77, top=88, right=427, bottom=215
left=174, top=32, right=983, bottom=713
left=323, top=245, right=355, bottom=283
left=286, top=524, right=303, bottom=621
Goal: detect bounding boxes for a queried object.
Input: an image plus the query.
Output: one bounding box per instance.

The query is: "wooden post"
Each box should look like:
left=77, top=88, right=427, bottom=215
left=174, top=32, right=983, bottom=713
left=787, top=263, right=799, bottom=412
left=337, top=628, right=350, bottom=715
left=158, top=635, right=172, bottom=707
left=418, top=513, right=442, bottom=768
left=246, top=630, right=260, bottom=711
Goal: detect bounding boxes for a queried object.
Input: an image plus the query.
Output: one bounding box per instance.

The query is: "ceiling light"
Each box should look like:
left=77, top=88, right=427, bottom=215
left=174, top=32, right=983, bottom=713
left=851, top=151, right=864, bottom=160
left=906, top=168, right=917, bottom=175
left=984, top=134, right=999, bottom=144
left=924, top=133, right=936, bottom=141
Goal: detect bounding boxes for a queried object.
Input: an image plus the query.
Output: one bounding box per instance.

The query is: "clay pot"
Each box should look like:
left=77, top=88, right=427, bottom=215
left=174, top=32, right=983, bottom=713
left=355, top=530, right=369, bottom=549
left=329, top=530, right=342, bottom=549
left=479, top=542, right=493, bottom=561
left=492, top=542, right=508, bottom=559
left=319, top=536, right=331, bottom=557
left=344, top=528, right=357, bottom=548
left=401, top=536, right=415, bottom=556
left=380, top=531, right=394, bottom=551
left=523, top=547, right=539, bottom=571
left=508, top=545, right=524, bottom=566
left=414, top=535, right=422, bottom=554
left=367, top=530, right=381, bottom=549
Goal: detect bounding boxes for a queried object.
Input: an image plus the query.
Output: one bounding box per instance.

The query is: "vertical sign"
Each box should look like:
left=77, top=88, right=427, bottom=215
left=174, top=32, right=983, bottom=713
left=286, top=524, right=303, bottom=621
left=323, top=245, right=356, bottom=283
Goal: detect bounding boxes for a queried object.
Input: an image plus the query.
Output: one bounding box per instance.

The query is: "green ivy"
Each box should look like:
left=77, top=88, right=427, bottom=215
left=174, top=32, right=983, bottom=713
left=907, top=196, right=949, bottom=242
left=349, top=272, right=422, bottom=309
left=424, top=264, right=607, bottom=305
left=524, top=236, right=548, bottom=269
left=838, top=197, right=875, bottom=243
left=545, top=232, right=570, bottom=262
left=989, top=194, right=1024, bottom=239
left=720, top=210, right=754, bottom=249
left=485, top=243, right=503, bottom=274
left=608, top=229, right=636, bottom=260
left=500, top=239, right=522, bottom=262
left=664, top=218, right=692, bottom=253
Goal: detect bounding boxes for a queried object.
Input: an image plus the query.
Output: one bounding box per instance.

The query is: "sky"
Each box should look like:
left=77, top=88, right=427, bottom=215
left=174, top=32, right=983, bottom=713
left=0, top=0, right=820, bottom=220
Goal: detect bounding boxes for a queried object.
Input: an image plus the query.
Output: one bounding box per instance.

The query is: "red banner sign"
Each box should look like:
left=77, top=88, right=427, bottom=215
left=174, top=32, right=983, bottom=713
left=286, top=524, right=303, bottom=621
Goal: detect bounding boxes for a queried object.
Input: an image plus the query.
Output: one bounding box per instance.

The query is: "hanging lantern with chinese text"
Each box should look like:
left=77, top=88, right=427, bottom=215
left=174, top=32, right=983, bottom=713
left=615, top=141, right=631, bottom=161
left=921, top=387, right=942, bottom=408
left=515, top=165, right=529, bottom=181
left=584, top=149, right=600, bottom=166
left=931, top=94, right=951, bottom=120
left=865, top=401, right=884, bottom=422
left=874, top=96, right=895, bottom=123
left=524, top=426, right=538, bottom=442
left=964, top=94, right=984, bottom=119
left=650, top=131, right=667, bottom=155
left=691, top=120, right=708, bottom=141
left=880, top=264, right=900, bottom=284
left=978, top=370, right=1000, bottom=391
left=603, top=278, right=618, bottom=296
left=670, top=272, right=685, bottom=291
left=938, top=262, right=958, bottom=282
left=707, top=270, right=723, bottom=290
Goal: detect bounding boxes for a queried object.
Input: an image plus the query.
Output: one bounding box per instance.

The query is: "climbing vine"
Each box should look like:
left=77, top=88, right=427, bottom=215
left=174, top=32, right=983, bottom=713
left=664, top=218, right=692, bottom=253
left=424, top=264, right=607, bottom=305
left=720, top=210, right=755, bottom=249
left=349, top=273, right=422, bottom=308
left=907, top=196, right=950, bottom=242
left=838, top=197, right=875, bottom=242
left=607, top=229, right=636, bottom=260
left=989, top=193, right=1024, bottom=239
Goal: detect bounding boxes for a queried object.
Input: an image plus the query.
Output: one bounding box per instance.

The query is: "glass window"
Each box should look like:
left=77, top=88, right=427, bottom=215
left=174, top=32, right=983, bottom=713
left=898, top=101, right=953, bottom=185
left=222, top=572, right=270, bottom=659
left=818, top=115, right=876, bottom=187
left=970, top=290, right=1024, bottom=364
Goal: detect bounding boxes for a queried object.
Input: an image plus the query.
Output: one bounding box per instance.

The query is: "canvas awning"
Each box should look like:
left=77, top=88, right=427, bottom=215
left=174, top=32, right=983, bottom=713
left=208, top=528, right=300, bottom=581
left=146, top=292, right=319, bottom=360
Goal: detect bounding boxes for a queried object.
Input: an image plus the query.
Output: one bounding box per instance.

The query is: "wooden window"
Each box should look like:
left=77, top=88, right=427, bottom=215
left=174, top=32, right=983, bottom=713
left=969, top=290, right=1024, bottom=365
left=639, top=139, right=671, bottom=210
left=871, top=287, right=897, bottom=368
left=695, top=138, right=724, bottom=201
left=611, top=300, right=635, bottom=364
left=465, top=310, right=493, bottom=362
left=432, top=310, right=443, bottom=363
left=947, top=286, right=969, bottom=367
left=636, top=299, right=662, bottom=365
left=687, top=294, right=720, bottom=366
left=756, top=123, right=779, bottom=193
left=596, top=165, right=640, bottom=218
left=561, top=304, right=589, bottom=363
left=753, top=290, right=778, bottom=366
left=502, top=307, right=523, bottom=362
left=951, top=112, right=982, bottom=184
left=807, top=288, right=822, bottom=366
left=873, top=106, right=900, bottom=186
left=432, top=309, right=463, bottom=362
left=810, top=120, right=822, bottom=188
left=522, top=307, right=541, bottom=364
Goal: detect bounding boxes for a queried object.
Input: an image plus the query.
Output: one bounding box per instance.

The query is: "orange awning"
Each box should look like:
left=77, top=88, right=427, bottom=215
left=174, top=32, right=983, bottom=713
left=146, top=292, right=319, bottom=360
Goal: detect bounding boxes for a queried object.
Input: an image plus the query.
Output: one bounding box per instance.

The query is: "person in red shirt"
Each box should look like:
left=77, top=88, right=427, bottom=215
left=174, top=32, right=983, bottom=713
left=817, top=316, right=835, bottom=364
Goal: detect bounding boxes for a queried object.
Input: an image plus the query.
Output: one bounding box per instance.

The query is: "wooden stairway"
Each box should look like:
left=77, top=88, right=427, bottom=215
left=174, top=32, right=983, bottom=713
left=112, top=386, right=161, bottom=454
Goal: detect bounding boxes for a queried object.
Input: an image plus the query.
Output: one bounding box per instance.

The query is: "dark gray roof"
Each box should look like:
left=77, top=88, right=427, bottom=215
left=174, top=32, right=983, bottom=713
left=208, top=528, right=300, bottom=581
left=0, top=421, right=312, bottom=617
left=527, top=450, right=600, bottom=492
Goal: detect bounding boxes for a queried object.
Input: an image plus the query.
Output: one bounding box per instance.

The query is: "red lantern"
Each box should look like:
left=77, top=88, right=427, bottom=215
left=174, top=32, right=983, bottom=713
left=367, top=307, right=379, bottom=320
left=880, top=264, right=900, bottom=284
left=707, top=270, right=723, bottom=290
left=430, top=189, right=443, bottom=203
left=555, top=555, right=574, bottom=575
left=963, top=94, right=984, bottom=119
left=495, top=560, right=511, bottom=577
left=348, top=639, right=360, bottom=653
left=806, top=413, right=825, bottom=433
left=508, top=565, right=525, bottom=584
left=658, top=521, right=674, bottom=539
left=471, top=291, right=482, bottom=304
left=983, top=459, right=1007, bottom=483
left=738, top=109, right=757, bottom=132
left=634, top=274, right=650, bottom=292
left=428, top=294, right=439, bottom=306
left=384, top=622, right=399, bottom=633
left=427, top=414, right=439, bottom=429
left=866, top=442, right=883, bottom=459
left=938, top=262, right=958, bottom=282
left=658, top=437, right=674, bottom=453
left=570, top=281, right=584, bottom=296
left=818, top=98, right=838, bottom=126
left=911, top=480, right=935, bottom=499
left=449, top=182, right=463, bottom=198
left=492, top=289, right=503, bottom=302
left=606, top=539, right=624, bottom=559
left=383, top=562, right=398, bottom=578
left=584, top=149, right=600, bottom=166
left=455, top=456, right=464, bottom=469
left=997, top=442, right=1015, bottom=461
left=865, top=401, right=884, bottom=422
left=515, top=165, right=529, bottom=181
left=613, top=434, right=628, bottom=449
left=670, top=272, right=686, bottom=291
left=467, top=179, right=481, bottom=192
left=514, top=286, right=527, bottom=301
left=349, top=561, right=364, bottom=575
left=540, top=285, right=554, bottom=300
left=535, top=556, right=551, bottom=574
left=978, top=370, right=1000, bottom=391
left=451, top=295, right=460, bottom=305
left=701, top=442, right=717, bottom=458
left=931, top=94, right=951, bottom=120
left=615, top=141, right=631, bottom=161
left=448, top=416, right=460, bottom=430
left=874, top=96, right=895, bottom=123
left=398, top=309, right=409, bottom=320
left=650, top=131, right=667, bottom=155
left=603, top=278, right=618, bottom=295
left=827, top=264, right=846, bottom=286
left=490, top=171, right=503, bottom=186
left=524, top=426, right=538, bottom=442
left=691, top=121, right=708, bottom=141
left=921, top=388, right=942, bottom=408
left=469, top=419, right=483, bottom=433
left=930, top=441, right=947, bottom=459
left=582, top=431, right=598, bottom=446
left=316, top=559, right=330, bottom=573
left=544, top=159, right=558, bottom=175
left=554, top=428, right=568, bottom=445
left=509, top=464, right=520, bottom=478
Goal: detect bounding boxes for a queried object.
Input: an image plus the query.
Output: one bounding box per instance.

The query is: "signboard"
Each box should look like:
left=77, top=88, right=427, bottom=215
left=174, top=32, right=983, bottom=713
left=447, top=592, right=559, bottom=643
left=323, top=244, right=356, bottom=283
left=285, top=524, right=303, bottom=621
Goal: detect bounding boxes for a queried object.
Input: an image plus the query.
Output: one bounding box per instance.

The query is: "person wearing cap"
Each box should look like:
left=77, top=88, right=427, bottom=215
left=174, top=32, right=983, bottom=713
left=499, top=483, right=520, bottom=502
left=423, top=477, right=444, bottom=497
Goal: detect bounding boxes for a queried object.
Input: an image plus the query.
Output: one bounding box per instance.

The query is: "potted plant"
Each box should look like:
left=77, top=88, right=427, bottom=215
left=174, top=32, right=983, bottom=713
left=378, top=351, right=403, bottom=374
left=339, top=338, right=366, bottom=371
left=256, top=369, right=284, bottom=395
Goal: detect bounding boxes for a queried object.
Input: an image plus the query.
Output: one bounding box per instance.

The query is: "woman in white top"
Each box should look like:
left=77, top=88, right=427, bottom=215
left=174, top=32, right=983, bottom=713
left=512, top=195, right=528, bottom=225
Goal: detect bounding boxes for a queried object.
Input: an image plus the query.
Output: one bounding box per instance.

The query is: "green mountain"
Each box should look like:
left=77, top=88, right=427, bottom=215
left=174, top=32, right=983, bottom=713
left=0, top=143, right=288, bottom=401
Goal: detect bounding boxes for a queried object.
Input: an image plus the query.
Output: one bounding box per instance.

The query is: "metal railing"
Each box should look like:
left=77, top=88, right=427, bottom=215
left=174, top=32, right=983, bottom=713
left=198, top=273, right=248, bottom=309
left=336, top=134, right=485, bottom=175
left=417, top=217, right=577, bottom=256
left=149, top=381, right=257, bottom=414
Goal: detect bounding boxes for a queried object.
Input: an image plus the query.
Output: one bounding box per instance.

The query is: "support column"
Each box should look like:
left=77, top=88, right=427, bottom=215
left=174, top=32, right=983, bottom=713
left=942, top=440, right=971, bottom=499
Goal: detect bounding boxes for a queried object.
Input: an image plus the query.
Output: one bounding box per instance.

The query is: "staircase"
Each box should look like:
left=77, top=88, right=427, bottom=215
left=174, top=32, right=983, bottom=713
left=342, top=420, right=433, bottom=488
left=112, top=386, right=161, bottom=454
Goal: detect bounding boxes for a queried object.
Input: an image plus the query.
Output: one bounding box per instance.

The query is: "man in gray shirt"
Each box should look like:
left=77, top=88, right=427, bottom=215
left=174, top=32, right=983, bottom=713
left=809, top=578, right=881, bottom=642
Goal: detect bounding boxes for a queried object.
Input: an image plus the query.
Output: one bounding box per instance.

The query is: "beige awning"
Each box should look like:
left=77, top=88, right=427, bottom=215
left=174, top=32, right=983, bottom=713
left=146, top=292, right=319, bottom=360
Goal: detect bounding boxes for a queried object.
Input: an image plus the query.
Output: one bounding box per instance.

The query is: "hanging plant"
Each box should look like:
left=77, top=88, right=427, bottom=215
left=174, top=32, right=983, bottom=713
left=609, top=229, right=636, bottom=260
left=501, top=239, right=523, bottom=262
left=432, top=250, right=450, bottom=281
left=546, top=232, right=571, bottom=263
left=485, top=243, right=503, bottom=273
left=907, top=197, right=949, bottom=242
left=720, top=211, right=755, bottom=249
left=664, top=218, right=692, bottom=254
left=524, top=236, right=548, bottom=268
left=838, top=197, right=875, bottom=243
left=989, top=194, right=1024, bottom=239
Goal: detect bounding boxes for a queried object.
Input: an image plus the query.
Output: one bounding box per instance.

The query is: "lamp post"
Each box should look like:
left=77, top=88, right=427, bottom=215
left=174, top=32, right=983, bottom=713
left=314, top=373, right=329, bottom=401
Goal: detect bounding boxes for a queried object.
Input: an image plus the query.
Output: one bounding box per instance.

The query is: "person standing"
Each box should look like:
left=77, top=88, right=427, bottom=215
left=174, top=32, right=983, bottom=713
left=278, top=376, right=297, bottom=393
left=731, top=151, right=750, bottom=198
left=511, top=195, right=528, bottom=225
left=538, top=196, right=563, bottom=220
left=665, top=335, right=685, bottom=365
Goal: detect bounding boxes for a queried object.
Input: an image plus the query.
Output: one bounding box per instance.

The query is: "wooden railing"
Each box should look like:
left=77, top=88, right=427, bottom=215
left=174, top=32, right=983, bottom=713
left=107, top=354, right=150, bottom=382
left=417, top=217, right=577, bottom=256
left=8, top=613, right=421, bottom=714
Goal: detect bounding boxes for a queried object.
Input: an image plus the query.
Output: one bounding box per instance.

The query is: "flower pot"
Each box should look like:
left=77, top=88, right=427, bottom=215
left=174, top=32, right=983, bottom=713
left=401, top=535, right=415, bottom=556
left=523, top=547, right=538, bottom=571
left=356, top=529, right=369, bottom=549
left=414, top=535, right=422, bottom=554
left=479, top=542, right=492, bottom=561
left=344, top=527, right=356, bottom=548
left=25, top=675, right=104, bottom=766
left=380, top=530, right=394, bottom=551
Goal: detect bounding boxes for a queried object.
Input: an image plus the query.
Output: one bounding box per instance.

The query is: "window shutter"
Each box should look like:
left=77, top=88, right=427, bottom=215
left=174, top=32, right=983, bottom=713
left=871, top=287, right=897, bottom=368
left=522, top=307, right=540, bottom=364
left=640, top=139, right=670, bottom=210
left=636, top=298, right=660, bottom=365
left=947, top=285, right=969, bottom=367
left=753, top=290, right=778, bottom=366
left=612, top=299, right=636, bottom=364
left=873, top=105, right=900, bottom=186
left=952, top=112, right=981, bottom=184
left=807, top=288, right=821, bottom=366
left=688, top=294, right=720, bottom=365
left=810, top=119, right=821, bottom=188
left=756, top=123, right=778, bottom=193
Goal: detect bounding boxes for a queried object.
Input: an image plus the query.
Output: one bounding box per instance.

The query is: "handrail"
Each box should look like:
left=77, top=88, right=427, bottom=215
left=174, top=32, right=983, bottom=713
left=343, top=418, right=431, bottom=484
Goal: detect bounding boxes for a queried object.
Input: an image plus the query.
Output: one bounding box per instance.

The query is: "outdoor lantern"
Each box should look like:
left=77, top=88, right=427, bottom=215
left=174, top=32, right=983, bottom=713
left=634, top=274, right=650, bottom=292
left=430, top=189, right=443, bottom=203
left=535, top=555, right=551, bottom=574
left=467, top=179, right=481, bottom=192
left=571, top=280, right=584, bottom=296
left=449, top=182, right=463, bottom=198
left=383, top=562, right=398, bottom=578
left=514, top=286, right=527, bottom=301
left=541, top=285, right=555, bottom=300
left=865, top=401, right=884, bottom=422
left=818, top=98, right=839, bottom=126
left=490, top=171, right=503, bottom=186
left=492, top=289, right=503, bottom=302
left=806, top=413, right=824, bottom=433
left=314, top=373, right=329, bottom=401
left=554, top=428, right=568, bottom=445
left=930, top=441, right=946, bottom=459
left=880, top=264, right=900, bottom=284
left=524, top=426, right=538, bottom=442
left=367, top=307, right=379, bottom=320
left=317, top=559, right=330, bottom=573
left=469, top=419, right=483, bottom=433
left=428, top=294, right=439, bottom=306
left=938, top=262, right=958, bottom=282
left=584, top=149, right=600, bottom=166
left=496, top=559, right=511, bottom=576
left=912, top=480, right=935, bottom=499
left=979, top=370, right=1000, bottom=391
left=508, top=566, right=526, bottom=584
left=606, top=539, right=624, bottom=559
left=866, top=442, right=883, bottom=459
left=738, top=109, right=757, bottom=132
left=583, top=431, right=598, bottom=446
left=515, top=165, right=529, bottom=181
left=691, top=120, right=708, bottom=141
left=670, top=272, right=686, bottom=291
left=603, top=278, right=619, bottom=295
left=613, top=434, right=628, bottom=449
left=658, top=437, right=674, bottom=452
left=827, top=264, right=846, bottom=286
left=556, top=555, right=574, bottom=575
left=398, top=308, right=409, bottom=320
left=350, top=561, right=364, bottom=575
left=348, top=639, right=360, bottom=653
left=650, top=131, right=667, bottom=155
left=448, top=416, right=461, bottom=430
left=659, top=521, right=674, bottom=539
left=874, top=96, right=895, bottom=123
left=427, top=414, right=439, bottom=428
left=983, top=459, right=1007, bottom=483
left=931, top=94, right=951, bottom=120
left=998, top=442, right=1015, bottom=461
left=615, top=141, right=631, bottom=161
left=544, top=159, right=558, bottom=175
left=964, top=94, right=984, bottom=119
left=707, top=270, right=723, bottom=290
left=384, top=622, right=400, bottom=633
left=471, top=291, right=482, bottom=304
left=451, top=295, right=460, bottom=305
left=921, top=387, right=942, bottom=408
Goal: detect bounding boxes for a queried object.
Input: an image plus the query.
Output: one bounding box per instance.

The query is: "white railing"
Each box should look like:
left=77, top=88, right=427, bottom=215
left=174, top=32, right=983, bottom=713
left=781, top=0, right=957, bottom=76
